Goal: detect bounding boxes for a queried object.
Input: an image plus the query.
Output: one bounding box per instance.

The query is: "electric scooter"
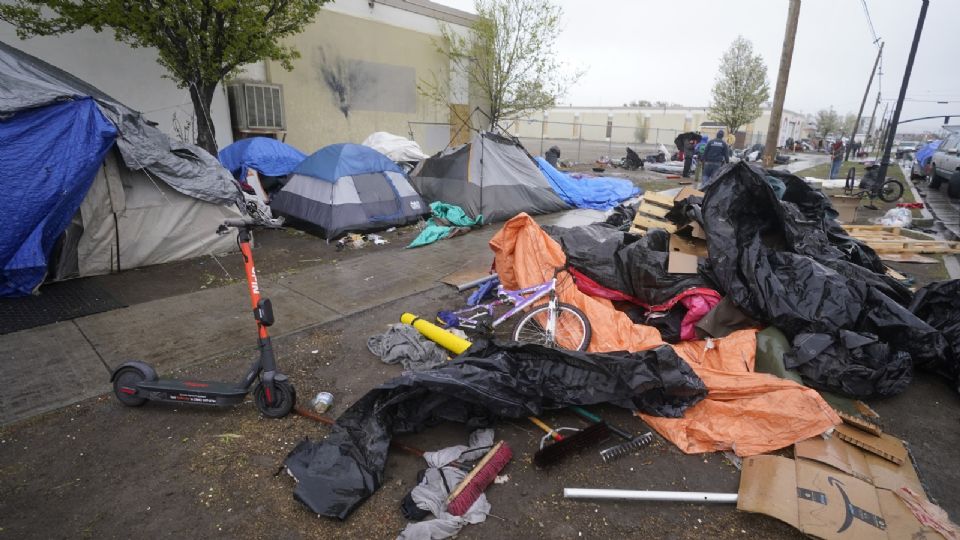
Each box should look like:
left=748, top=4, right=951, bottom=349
left=110, top=217, right=296, bottom=418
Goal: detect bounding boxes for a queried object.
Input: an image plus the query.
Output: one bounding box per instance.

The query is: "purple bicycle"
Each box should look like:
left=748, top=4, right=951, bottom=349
left=446, top=269, right=592, bottom=351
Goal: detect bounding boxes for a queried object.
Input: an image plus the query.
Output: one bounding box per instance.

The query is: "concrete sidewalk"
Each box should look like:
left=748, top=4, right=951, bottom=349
left=0, top=220, right=503, bottom=426
left=0, top=208, right=618, bottom=426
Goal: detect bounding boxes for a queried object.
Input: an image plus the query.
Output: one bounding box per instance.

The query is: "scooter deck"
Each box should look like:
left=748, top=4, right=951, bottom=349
left=137, top=378, right=248, bottom=406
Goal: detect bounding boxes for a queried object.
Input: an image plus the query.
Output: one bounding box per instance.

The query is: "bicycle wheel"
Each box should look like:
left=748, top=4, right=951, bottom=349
left=511, top=302, right=592, bottom=351
left=879, top=180, right=904, bottom=203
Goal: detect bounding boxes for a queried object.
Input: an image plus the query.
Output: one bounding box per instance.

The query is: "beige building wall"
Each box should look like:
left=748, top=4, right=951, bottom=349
left=239, top=0, right=475, bottom=155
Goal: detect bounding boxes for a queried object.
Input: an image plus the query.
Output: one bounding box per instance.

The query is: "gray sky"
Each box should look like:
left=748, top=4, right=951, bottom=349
left=437, top=0, right=960, bottom=134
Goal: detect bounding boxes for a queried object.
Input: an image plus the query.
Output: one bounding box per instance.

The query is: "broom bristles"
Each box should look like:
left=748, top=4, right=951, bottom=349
left=446, top=441, right=513, bottom=516
left=533, top=422, right=611, bottom=467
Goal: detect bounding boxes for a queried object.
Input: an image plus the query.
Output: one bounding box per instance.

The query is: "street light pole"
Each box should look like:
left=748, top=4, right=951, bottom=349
left=877, top=0, right=928, bottom=183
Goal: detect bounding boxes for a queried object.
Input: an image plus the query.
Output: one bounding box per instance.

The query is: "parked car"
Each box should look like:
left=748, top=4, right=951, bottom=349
left=896, top=142, right=918, bottom=160
left=929, top=127, right=960, bottom=198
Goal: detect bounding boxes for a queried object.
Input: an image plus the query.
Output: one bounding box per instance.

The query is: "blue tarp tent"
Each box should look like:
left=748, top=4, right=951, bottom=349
left=218, top=137, right=306, bottom=182
left=0, top=99, right=117, bottom=296
left=915, top=140, right=942, bottom=168
left=535, top=157, right=641, bottom=210
left=1, top=40, right=241, bottom=297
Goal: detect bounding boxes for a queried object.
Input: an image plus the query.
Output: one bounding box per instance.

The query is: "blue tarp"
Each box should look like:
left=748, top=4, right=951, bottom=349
left=294, top=143, right=402, bottom=182
left=1, top=98, right=117, bottom=296
left=915, top=140, right=942, bottom=167
left=535, top=157, right=641, bottom=210
left=218, top=137, right=306, bottom=182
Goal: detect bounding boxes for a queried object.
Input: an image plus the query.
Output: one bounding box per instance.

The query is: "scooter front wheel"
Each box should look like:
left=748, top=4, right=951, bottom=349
left=253, top=380, right=296, bottom=418
left=113, top=367, right=149, bottom=407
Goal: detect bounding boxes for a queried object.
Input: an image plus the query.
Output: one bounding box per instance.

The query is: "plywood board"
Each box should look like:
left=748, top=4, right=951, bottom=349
left=638, top=202, right=670, bottom=218
left=879, top=254, right=938, bottom=264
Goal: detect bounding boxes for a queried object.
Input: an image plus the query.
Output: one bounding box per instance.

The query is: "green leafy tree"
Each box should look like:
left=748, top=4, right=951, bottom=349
left=708, top=36, right=770, bottom=135
left=841, top=112, right=859, bottom=137
left=0, top=0, right=330, bottom=154
left=815, top=107, right=841, bottom=138
left=419, top=0, right=581, bottom=128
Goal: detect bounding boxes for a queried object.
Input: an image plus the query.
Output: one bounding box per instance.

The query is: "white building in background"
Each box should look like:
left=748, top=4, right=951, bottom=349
left=507, top=105, right=807, bottom=149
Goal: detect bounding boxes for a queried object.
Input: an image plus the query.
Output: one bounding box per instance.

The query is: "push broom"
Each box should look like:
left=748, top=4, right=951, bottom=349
left=529, top=416, right=610, bottom=467
left=294, top=405, right=512, bottom=516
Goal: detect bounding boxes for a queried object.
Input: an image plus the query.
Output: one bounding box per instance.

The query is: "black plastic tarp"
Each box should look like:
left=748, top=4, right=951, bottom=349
left=909, top=279, right=960, bottom=391
left=284, top=340, right=707, bottom=519
left=548, top=224, right=707, bottom=305
left=699, top=162, right=942, bottom=397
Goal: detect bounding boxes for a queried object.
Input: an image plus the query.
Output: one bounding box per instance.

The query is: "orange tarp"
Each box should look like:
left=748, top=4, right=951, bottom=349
left=489, top=214, right=840, bottom=457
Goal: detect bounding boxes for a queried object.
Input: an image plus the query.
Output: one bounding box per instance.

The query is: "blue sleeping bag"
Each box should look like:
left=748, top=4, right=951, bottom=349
left=535, top=157, right=641, bottom=210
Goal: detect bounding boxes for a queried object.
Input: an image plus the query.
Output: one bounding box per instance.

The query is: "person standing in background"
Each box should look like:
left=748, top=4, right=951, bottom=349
left=700, top=130, right=730, bottom=189
left=829, top=139, right=845, bottom=179
left=681, top=134, right=697, bottom=178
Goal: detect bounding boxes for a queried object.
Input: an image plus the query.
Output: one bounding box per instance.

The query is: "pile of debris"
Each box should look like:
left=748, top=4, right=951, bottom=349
left=284, top=161, right=960, bottom=538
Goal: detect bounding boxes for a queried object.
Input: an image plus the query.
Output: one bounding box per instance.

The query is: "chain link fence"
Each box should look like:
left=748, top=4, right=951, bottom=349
left=408, top=117, right=769, bottom=164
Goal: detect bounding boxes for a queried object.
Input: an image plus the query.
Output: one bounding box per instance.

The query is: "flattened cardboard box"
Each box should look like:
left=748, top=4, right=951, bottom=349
left=738, top=437, right=945, bottom=540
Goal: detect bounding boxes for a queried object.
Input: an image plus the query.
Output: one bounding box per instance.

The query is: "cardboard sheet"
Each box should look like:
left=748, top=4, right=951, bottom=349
left=738, top=454, right=945, bottom=539
left=739, top=435, right=948, bottom=539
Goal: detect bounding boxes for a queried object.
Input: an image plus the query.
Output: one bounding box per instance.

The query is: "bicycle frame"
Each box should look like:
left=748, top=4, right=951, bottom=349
left=455, top=278, right=558, bottom=330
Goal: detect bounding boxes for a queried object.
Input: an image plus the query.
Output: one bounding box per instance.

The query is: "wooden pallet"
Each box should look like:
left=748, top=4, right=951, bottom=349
left=860, top=240, right=960, bottom=254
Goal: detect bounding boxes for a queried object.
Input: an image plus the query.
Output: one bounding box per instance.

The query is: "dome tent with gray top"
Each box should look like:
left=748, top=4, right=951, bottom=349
left=410, top=132, right=571, bottom=223
left=269, top=143, right=427, bottom=239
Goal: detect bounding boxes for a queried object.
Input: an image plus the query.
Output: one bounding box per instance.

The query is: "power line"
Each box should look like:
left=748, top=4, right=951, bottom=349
left=860, top=0, right=880, bottom=44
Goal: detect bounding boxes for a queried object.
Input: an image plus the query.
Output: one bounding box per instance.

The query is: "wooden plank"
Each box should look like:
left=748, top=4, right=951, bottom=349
left=631, top=215, right=677, bottom=233
left=638, top=202, right=670, bottom=218
left=844, top=225, right=902, bottom=234
left=885, top=267, right=908, bottom=281
left=879, top=253, right=939, bottom=264
left=865, top=245, right=960, bottom=255
left=642, top=191, right=676, bottom=207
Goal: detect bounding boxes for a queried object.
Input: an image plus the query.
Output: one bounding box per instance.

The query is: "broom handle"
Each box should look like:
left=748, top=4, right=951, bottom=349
left=528, top=416, right=564, bottom=441
left=569, top=406, right=633, bottom=441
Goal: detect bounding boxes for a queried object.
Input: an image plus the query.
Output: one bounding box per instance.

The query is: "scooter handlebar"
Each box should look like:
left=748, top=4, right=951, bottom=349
left=217, top=216, right=285, bottom=234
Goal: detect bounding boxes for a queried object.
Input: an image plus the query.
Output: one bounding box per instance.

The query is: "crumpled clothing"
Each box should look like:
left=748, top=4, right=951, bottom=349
left=367, top=324, right=448, bottom=371
left=398, top=429, right=494, bottom=540
left=408, top=202, right=483, bottom=248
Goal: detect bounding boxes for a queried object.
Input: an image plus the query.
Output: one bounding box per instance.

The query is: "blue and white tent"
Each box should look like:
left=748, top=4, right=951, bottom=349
left=218, top=137, right=306, bottom=182
left=270, top=143, right=427, bottom=239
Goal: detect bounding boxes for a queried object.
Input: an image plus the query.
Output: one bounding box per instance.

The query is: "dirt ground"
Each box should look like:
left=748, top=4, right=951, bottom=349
left=2, top=171, right=958, bottom=539
left=2, top=271, right=959, bottom=539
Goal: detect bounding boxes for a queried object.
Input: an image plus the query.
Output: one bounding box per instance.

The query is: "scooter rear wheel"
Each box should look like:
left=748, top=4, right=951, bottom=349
left=253, top=380, right=296, bottom=418
left=113, top=367, right=148, bottom=407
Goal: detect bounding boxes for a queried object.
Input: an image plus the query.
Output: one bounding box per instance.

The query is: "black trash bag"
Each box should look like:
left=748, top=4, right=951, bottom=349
left=625, top=303, right=685, bottom=343
left=784, top=331, right=912, bottom=398
left=550, top=224, right=636, bottom=294
left=616, top=229, right=709, bottom=305
left=284, top=340, right=707, bottom=519
left=604, top=203, right=638, bottom=231
left=909, top=279, right=960, bottom=391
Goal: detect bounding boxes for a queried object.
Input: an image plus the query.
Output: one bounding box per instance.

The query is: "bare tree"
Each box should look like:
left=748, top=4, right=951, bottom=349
left=419, top=0, right=581, bottom=129
left=708, top=36, right=770, bottom=135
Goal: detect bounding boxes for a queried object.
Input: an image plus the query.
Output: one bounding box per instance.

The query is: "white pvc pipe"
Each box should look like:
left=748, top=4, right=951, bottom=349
left=563, top=488, right=738, bottom=504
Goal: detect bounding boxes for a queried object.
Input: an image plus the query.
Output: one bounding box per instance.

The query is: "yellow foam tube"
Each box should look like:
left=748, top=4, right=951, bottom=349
left=400, top=312, right=472, bottom=355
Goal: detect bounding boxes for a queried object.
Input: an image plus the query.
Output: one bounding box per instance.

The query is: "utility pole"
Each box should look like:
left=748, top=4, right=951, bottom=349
left=877, top=0, right=928, bottom=183
left=864, top=91, right=881, bottom=149
left=763, top=0, right=801, bottom=168
left=845, top=42, right=883, bottom=160
left=874, top=102, right=890, bottom=158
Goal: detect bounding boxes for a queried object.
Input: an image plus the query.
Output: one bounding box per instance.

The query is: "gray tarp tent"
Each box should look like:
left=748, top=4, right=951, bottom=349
left=410, top=132, right=571, bottom=222
left=0, top=40, right=242, bottom=282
